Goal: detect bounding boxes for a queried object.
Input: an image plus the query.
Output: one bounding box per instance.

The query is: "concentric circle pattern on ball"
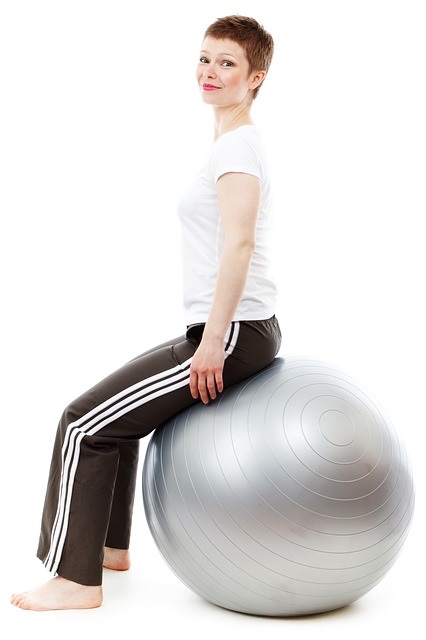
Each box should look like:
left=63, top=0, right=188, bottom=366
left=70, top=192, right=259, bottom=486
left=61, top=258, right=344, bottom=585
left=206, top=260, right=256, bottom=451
left=142, top=357, right=414, bottom=616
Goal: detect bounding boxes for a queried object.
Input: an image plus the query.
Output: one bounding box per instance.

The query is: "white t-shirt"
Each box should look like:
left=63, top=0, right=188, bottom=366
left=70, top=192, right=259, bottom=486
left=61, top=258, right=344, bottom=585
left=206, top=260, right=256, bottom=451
left=177, top=124, right=277, bottom=325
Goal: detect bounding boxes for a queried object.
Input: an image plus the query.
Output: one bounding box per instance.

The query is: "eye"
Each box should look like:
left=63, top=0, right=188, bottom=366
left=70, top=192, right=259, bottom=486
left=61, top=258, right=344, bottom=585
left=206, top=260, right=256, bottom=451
left=199, top=56, right=209, bottom=64
left=221, top=60, right=233, bottom=68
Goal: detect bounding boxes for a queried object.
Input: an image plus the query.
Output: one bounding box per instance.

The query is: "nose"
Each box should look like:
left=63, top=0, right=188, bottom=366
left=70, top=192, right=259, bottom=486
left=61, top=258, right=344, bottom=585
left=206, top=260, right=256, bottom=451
left=202, top=63, right=216, bottom=79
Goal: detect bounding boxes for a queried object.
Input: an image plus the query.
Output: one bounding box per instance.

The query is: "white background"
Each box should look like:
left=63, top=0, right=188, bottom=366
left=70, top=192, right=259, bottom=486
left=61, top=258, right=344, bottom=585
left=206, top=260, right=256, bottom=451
left=1, top=1, right=424, bottom=637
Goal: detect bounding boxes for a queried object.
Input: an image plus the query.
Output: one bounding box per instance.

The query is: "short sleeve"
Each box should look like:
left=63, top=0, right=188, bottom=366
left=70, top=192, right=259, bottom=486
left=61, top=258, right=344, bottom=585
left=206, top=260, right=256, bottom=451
left=209, top=128, right=263, bottom=183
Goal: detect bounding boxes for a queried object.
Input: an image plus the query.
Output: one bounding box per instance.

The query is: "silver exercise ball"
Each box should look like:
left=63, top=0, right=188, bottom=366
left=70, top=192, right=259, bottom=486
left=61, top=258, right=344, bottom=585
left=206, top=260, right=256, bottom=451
left=142, top=357, right=414, bottom=616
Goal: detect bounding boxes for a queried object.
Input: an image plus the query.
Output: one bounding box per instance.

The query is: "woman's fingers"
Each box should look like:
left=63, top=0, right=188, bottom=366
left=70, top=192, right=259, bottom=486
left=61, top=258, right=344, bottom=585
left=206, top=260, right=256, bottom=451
left=189, top=370, right=223, bottom=404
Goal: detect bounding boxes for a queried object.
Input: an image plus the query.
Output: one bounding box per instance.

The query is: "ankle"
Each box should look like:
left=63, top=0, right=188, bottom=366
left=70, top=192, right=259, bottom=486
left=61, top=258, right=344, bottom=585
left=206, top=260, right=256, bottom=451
left=103, top=547, right=131, bottom=571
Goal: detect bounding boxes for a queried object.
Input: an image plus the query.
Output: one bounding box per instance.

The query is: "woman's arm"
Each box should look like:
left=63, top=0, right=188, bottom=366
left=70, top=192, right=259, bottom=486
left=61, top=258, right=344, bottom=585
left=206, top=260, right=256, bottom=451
left=189, top=171, right=261, bottom=403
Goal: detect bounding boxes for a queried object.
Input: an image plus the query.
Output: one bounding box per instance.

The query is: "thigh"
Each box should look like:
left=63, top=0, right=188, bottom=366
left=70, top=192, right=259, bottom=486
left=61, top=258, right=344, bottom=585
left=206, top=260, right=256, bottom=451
left=65, top=331, right=201, bottom=441
left=127, top=333, right=186, bottom=361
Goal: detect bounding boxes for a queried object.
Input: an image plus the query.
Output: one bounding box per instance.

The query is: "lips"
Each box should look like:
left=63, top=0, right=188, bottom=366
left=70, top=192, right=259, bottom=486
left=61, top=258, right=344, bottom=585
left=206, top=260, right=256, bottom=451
left=202, top=83, right=220, bottom=91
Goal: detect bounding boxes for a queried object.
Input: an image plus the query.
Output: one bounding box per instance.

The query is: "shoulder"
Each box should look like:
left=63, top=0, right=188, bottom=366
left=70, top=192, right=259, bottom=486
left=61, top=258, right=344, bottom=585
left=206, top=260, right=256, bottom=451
left=209, top=126, right=267, bottom=181
left=215, top=125, right=263, bottom=150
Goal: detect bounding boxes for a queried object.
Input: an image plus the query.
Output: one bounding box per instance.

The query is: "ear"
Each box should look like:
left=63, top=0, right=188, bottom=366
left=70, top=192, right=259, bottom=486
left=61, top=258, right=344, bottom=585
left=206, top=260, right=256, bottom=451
left=249, top=70, right=266, bottom=91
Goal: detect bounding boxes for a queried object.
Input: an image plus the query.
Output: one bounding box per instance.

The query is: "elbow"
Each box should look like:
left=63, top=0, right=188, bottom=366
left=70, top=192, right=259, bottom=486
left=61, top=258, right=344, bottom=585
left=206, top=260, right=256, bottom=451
left=241, top=237, right=256, bottom=259
left=230, top=235, right=256, bottom=257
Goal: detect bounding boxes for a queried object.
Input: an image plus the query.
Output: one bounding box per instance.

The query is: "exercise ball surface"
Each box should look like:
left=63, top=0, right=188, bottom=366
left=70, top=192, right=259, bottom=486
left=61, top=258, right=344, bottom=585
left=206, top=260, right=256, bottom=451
left=142, top=357, right=414, bottom=616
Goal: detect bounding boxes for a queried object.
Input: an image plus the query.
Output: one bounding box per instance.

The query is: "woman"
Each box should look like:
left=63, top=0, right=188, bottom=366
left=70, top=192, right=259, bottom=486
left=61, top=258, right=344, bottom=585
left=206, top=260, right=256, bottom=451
left=11, top=15, right=281, bottom=611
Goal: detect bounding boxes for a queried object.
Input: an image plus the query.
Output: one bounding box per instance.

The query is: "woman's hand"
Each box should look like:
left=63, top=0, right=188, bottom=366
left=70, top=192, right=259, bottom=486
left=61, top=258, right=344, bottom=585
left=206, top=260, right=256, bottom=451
left=189, top=338, right=225, bottom=404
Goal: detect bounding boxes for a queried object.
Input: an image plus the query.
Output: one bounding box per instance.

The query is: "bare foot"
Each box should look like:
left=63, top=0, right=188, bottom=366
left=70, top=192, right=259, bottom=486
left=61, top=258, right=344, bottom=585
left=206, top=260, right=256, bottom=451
left=10, top=576, right=103, bottom=611
left=103, top=547, right=131, bottom=571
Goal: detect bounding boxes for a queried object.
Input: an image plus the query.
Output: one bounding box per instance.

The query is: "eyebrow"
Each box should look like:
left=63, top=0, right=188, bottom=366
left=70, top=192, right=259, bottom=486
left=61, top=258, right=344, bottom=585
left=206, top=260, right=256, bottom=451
left=200, top=50, right=239, bottom=59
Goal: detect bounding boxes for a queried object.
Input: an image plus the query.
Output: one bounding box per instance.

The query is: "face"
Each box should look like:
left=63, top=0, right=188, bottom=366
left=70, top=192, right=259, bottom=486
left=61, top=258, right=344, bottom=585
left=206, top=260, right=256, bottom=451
left=197, top=36, right=264, bottom=107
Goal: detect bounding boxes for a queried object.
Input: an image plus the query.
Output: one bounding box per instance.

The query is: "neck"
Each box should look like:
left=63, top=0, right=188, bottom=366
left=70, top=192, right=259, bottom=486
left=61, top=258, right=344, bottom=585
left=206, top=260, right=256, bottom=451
left=213, top=103, right=254, bottom=140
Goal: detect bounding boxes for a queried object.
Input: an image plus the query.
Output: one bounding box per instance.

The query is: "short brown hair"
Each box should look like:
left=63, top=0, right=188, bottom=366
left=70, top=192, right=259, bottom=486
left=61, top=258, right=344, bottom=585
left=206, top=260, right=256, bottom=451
left=203, top=15, right=274, bottom=99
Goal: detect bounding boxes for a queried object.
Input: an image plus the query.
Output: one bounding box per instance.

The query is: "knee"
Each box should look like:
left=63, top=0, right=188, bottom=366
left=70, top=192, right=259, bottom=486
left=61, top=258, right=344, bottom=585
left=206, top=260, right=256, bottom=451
left=60, top=390, right=95, bottom=431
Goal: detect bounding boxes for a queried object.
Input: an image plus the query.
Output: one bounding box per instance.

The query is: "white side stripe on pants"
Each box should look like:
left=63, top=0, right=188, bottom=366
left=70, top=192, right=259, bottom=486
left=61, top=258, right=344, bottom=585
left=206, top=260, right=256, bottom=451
left=44, top=322, right=240, bottom=575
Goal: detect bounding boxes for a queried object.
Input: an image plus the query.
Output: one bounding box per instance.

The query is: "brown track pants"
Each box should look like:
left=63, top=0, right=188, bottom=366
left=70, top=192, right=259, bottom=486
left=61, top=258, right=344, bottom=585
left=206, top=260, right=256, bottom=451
left=37, top=316, right=282, bottom=585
